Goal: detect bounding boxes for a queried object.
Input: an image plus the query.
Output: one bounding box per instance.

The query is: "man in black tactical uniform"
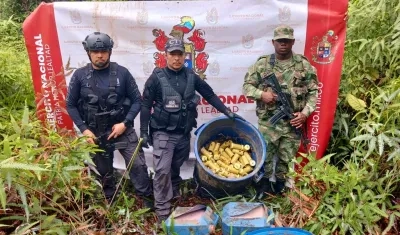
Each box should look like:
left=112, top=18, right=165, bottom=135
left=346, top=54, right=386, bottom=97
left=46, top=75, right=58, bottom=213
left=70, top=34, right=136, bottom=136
left=66, top=32, right=152, bottom=205
left=140, top=38, right=244, bottom=222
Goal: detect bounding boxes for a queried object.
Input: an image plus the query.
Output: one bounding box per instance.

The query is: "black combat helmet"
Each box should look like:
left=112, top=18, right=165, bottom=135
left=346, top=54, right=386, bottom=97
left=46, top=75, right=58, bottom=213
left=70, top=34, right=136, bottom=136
left=82, top=32, right=114, bottom=51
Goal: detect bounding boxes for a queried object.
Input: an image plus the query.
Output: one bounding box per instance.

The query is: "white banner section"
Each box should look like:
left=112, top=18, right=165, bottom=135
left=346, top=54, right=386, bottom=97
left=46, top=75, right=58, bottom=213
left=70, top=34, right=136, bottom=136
left=53, top=1, right=308, bottom=172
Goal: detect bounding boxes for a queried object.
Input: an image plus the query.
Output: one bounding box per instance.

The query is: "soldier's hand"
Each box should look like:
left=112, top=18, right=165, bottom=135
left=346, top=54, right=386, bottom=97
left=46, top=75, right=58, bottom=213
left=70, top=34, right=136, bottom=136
left=261, top=91, right=277, bottom=104
left=290, top=112, right=307, bottom=129
left=82, top=129, right=96, bottom=144
left=140, top=132, right=152, bottom=148
left=108, top=123, right=126, bottom=140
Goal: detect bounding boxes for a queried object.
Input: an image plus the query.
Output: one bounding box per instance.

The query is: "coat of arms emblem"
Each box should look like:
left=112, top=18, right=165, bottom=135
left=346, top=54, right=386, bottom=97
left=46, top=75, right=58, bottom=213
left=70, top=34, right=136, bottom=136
left=206, top=7, right=218, bottom=25
left=242, top=34, right=254, bottom=49
left=278, top=6, right=291, bottom=22
left=209, top=61, right=220, bottom=76
left=152, top=16, right=209, bottom=79
left=137, top=9, right=148, bottom=25
left=142, top=61, right=154, bottom=76
left=311, top=30, right=338, bottom=64
left=69, top=9, right=81, bottom=24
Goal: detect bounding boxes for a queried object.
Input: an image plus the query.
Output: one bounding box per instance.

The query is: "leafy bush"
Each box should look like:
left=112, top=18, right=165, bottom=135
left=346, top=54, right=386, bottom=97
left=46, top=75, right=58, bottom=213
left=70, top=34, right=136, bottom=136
left=286, top=154, right=400, bottom=235
left=292, top=0, right=400, bottom=234
left=0, top=0, right=50, bottom=23
left=328, top=0, right=400, bottom=164
left=0, top=105, right=103, bottom=234
left=0, top=18, right=34, bottom=126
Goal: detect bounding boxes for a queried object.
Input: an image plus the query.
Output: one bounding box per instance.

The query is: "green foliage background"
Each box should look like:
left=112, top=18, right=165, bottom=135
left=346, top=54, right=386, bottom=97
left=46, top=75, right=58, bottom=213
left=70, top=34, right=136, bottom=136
left=0, top=19, right=34, bottom=121
left=0, top=0, right=399, bottom=234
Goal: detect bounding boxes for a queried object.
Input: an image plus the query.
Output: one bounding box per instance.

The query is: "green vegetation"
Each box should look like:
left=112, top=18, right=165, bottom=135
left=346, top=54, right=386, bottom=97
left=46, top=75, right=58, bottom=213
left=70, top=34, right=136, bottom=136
left=0, top=0, right=399, bottom=234
left=292, top=0, right=400, bottom=234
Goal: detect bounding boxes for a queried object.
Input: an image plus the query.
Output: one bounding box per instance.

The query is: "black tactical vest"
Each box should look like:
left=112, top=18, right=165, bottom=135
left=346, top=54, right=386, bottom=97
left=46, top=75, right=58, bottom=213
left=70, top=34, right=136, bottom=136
left=150, top=67, right=199, bottom=133
left=79, top=62, right=129, bottom=129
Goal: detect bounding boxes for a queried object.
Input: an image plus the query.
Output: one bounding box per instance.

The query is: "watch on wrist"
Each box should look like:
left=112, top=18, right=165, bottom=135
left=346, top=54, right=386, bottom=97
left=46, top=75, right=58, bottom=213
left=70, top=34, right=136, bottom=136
left=122, top=120, right=132, bottom=128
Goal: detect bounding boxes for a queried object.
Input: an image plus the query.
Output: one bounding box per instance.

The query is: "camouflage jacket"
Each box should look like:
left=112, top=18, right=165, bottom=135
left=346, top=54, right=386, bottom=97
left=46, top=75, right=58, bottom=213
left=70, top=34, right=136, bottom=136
left=243, top=53, right=319, bottom=129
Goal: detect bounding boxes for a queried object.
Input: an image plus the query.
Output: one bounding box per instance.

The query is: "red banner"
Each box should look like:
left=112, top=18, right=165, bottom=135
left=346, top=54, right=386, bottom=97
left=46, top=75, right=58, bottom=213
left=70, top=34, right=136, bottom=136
left=303, top=0, right=348, bottom=158
left=22, top=3, right=74, bottom=132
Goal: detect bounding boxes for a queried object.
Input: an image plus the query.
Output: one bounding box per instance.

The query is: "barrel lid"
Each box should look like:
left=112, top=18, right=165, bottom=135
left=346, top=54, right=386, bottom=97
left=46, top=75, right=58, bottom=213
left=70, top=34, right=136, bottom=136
left=174, top=205, right=207, bottom=218
left=246, top=227, right=313, bottom=235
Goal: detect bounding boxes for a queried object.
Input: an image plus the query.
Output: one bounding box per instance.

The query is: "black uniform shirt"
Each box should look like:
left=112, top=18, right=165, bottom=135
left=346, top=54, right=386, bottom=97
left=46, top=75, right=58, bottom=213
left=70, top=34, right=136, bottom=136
left=140, top=66, right=228, bottom=133
left=66, top=63, right=142, bottom=133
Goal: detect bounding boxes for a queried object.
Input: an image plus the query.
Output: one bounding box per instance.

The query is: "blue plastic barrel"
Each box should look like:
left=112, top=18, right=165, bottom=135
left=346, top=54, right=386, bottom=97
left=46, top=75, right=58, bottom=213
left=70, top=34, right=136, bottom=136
left=246, top=227, right=313, bottom=235
left=193, top=116, right=267, bottom=197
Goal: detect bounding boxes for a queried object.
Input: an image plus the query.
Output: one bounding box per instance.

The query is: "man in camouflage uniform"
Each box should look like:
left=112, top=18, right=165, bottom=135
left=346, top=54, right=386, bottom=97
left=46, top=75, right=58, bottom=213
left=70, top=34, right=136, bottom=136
left=243, top=25, right=319, bottom=198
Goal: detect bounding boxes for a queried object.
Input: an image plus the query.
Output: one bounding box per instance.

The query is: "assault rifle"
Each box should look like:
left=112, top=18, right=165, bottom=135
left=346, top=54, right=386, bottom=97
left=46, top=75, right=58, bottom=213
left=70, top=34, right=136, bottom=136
left=94, top=111, right=128, bottom=153
left=263, top=73, right=310, bottom=149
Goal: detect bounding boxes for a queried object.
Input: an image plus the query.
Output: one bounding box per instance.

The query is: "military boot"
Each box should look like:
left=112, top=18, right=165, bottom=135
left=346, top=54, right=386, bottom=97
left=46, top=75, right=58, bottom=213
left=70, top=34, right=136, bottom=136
left=273, top=179, right=286, bottom=195
left=173, top=187, right=181, bottom=200
left=157, top=214, right=170, bottom=227
left=140, top=196, right=154, bottom=210
left=255, top=178, right=274, bottom=200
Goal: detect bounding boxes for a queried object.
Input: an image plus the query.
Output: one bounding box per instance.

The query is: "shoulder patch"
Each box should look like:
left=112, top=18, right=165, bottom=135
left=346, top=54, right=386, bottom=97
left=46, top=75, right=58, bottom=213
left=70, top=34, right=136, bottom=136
left=256, top=55, right=270, bottom=61
left=294, top=54, right=310, bottom=63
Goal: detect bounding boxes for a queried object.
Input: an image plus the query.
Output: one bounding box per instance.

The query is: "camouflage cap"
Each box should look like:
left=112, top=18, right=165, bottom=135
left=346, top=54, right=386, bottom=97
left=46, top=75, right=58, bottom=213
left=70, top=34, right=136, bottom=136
left=273, top=25, right=295, bottom=40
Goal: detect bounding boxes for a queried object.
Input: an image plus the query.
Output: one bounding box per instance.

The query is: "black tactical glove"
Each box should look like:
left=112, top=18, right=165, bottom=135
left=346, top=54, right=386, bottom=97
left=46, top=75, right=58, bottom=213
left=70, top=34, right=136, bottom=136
left=140, top=132, right=152, bottom=148
left=225, top=110, right=246, bottom=121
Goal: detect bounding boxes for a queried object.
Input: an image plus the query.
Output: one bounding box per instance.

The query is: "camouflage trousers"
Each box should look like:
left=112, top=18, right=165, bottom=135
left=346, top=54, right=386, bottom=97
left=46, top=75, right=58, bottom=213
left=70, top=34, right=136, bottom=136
left=259, top=123, right=300, bottom=180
